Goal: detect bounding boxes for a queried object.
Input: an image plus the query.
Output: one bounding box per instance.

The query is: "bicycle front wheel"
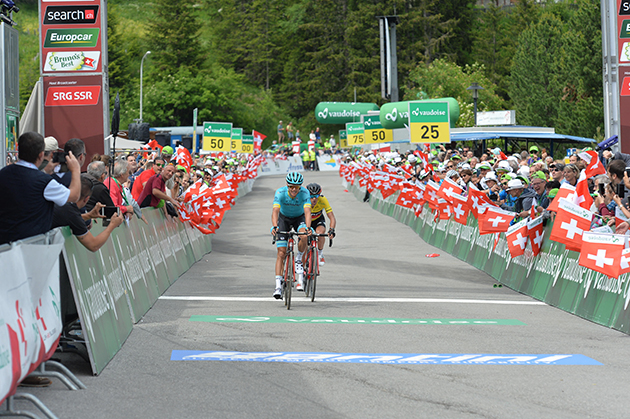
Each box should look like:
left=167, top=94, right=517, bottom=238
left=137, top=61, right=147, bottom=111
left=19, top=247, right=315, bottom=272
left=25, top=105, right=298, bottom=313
left=285, top=252, right=293, bottom=310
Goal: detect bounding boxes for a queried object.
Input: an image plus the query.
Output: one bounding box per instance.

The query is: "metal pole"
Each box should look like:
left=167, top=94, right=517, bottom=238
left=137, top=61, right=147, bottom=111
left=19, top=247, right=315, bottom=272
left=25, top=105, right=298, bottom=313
left=389, top=21, right=398, bottom=102
left=473, top=97, right=478, bottom=126
left=139, top=51, right=151, bottom=123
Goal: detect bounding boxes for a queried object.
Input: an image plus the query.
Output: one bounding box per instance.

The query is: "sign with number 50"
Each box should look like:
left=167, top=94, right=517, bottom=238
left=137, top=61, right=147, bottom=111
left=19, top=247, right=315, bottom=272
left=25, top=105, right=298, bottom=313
left=203, top=122, right=233, bottom=152
left=408, top=102, right=450, bottom=144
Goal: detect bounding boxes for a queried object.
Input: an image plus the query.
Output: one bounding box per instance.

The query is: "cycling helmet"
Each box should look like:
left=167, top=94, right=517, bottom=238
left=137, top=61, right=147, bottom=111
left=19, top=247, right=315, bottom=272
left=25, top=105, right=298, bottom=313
left=285, top=171, right=304, bottom=185
left=306, top=183, right=321, bottom=195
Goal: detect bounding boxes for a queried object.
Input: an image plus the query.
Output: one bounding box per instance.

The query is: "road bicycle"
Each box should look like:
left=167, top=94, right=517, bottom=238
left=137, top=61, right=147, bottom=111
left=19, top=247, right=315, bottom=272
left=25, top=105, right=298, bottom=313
left=273, top=229, right=307, bottom=310
left=303, top=233, right=332, bottom=302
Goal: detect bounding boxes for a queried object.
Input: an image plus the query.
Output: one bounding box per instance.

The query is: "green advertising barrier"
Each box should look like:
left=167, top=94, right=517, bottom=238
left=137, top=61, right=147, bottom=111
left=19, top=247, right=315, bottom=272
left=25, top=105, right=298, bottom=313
left=62, top=180, right=254, bottom=374
left=349, top=175, right=630, bottom=335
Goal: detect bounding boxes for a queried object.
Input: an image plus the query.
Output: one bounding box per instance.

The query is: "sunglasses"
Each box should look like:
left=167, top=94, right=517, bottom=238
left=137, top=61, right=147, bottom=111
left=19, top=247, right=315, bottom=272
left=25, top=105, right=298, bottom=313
left=287, top=185, right=301, bottom=190
left=310, top=195, right=320, bottom=199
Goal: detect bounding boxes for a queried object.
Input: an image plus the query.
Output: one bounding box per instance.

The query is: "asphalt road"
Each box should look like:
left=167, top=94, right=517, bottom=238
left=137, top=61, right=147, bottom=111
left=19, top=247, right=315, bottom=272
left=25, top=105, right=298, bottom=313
left=10, top=170, right=630, bottom=419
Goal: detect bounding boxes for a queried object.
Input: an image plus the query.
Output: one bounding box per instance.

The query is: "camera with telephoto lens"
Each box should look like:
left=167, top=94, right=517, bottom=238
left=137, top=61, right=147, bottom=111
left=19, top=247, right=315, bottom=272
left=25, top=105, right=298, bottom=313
left=596, top=135, right=619, bottom=152
left=618, top=183, right=626, bottom=199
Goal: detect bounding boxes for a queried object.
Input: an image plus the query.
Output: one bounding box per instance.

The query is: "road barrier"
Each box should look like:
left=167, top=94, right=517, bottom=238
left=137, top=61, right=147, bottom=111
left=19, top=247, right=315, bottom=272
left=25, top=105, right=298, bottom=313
left=349, top=179, right=630, bottom=336
left=62, top=178, right=255, bottom=375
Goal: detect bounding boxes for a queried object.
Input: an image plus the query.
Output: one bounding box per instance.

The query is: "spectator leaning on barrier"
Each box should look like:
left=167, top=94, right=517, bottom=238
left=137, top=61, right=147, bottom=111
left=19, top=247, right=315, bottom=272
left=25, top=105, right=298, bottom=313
left=105, top=159, right=134, bottom=218
left=0, top=132, right=81, bottom=245
left=52, top=176, right=123, bottom=252
left=530, top=171, right=549, bottom=210
left=132, top=158, right=163, bottom=201
left=138, top=163, right=182, bottom=214
left=85, top=160, right=117, bottom=213
left=503, top=178, right=537, bottom=218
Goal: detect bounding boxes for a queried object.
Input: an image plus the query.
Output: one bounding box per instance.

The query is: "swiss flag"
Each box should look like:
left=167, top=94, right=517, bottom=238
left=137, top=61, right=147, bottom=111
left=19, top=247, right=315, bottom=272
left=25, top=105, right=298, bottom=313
left=211, top=174, right=233, bottom=195
left=547, top=183, right=576, bottom=212
left=292, top=141, right=300, bottom=153
left=253, top=130, right=266, bottom=152
left=437, top=177, right=463, bottom=203
left=174, top=145, right=193, bottom=173
left=415, top=151, right=429, bottom=167
left=549, top=198, right=593, bottom=252
left=579, top=150, right=607, bottom=177
left=574, top=170, right=594, bottom=210
left=620, top=247, right=630, bottom=276
left=438, top=198, right=452, bottom=220
left=395, top=185, right=419, bottom=208
left=382, top=163, right=399, bottom=175
left=451, top=193, right=470, bottom=225
left=578, top=232, right=624, bottom=278
left=425, top=180, right=441, bottom=210
left=527, top=216, right=545, bottom=256
left=478, top=207, right=515, bottom=235
left=506, top=219, right=529, bottom=258
left=468, top=184, right=495, bottom=218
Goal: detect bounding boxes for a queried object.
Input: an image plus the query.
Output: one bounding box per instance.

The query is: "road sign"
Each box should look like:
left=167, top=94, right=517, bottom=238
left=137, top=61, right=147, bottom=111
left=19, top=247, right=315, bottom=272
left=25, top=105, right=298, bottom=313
left=203, top=122, right=232, bottom=152
left=241, top=134, right=254, bottom=154
left=363, top=114, right=392, bottom=144
left=231, top=127, right=243, bottom=152
left=346, top=122, right=364, bottom=146
left=339, top=129, right=348, bottom=148
left=409, top=101, right=450, bottom=144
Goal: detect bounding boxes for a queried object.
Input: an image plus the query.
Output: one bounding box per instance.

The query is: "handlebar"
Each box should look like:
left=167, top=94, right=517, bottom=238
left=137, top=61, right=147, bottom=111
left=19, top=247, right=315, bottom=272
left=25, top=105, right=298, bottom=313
left=272, top=229, right=334, bottom=246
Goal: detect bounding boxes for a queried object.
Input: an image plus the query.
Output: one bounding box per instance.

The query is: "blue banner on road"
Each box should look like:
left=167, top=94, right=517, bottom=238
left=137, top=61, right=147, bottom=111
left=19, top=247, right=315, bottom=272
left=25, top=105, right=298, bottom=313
left=171, top=351, right=602, bottom=365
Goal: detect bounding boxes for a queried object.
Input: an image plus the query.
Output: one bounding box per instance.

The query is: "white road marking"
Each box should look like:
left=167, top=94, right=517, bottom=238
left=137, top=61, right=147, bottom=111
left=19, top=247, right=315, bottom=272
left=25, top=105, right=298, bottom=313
left=159, top=296, right=546, bottom=305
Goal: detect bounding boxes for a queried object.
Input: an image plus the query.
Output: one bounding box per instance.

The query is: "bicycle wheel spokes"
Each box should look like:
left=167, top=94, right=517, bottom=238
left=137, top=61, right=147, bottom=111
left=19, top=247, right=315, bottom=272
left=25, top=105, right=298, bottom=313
left=285, top=252, right=293, bottom=310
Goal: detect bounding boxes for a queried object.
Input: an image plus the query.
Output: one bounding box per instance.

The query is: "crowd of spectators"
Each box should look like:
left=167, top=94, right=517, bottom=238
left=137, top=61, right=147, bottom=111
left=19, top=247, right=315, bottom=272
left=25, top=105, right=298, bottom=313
left=344, top=143, right=630, bottom=233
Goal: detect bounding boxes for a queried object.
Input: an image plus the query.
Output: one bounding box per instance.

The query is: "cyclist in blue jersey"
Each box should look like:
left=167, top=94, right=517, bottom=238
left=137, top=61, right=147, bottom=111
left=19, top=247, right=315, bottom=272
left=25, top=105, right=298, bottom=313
left=271, top=172, right=312, bottom=298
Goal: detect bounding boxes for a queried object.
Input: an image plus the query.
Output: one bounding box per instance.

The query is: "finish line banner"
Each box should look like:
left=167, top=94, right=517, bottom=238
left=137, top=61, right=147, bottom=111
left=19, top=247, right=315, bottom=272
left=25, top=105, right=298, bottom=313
left=171, top=351, right=602, bottom=365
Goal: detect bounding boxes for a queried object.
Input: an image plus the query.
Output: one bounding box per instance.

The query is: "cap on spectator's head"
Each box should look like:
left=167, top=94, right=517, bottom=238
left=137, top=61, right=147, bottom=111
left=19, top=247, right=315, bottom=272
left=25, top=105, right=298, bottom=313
left=44, top=136, right=59, bottom=152
left=550, top=162, right=565, bottom=172
left=531, top=171, right=546, bottom=180
left=446, top=170, right=458, bottom=179
left=419, top=169, right=430, bottom=179
left=517, top=166, right=530, bottom=177
left=478, top=162, right=492, bottom=171
left=450, top=155, right=462, bottom=161
left=162, top=146, right=174, bottom=155
left=484, top=171, right=498, bottom=182
left=407, top=155, right=417, bottom=163
left=496, top=161, right=512, bottom=172
left=548, top=188, right=559, bottom=199
left=506, top=179, right=525, bottom=191
left=517, top=175, right=530, bottom=186
left=529, top=145, right=539, bottom=153
left=460, top=163, right=472, bottom=170
left=491, top=147, right=502, bottom=156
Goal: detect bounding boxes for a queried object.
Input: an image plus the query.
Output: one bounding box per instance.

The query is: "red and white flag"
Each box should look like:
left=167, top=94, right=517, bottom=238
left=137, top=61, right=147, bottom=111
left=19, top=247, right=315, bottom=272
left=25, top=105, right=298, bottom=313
left=438, top=198, right=452, bottom=220
left=547, top=183, right=576, bottom=212
left=451, top=193, right=470, bottom=225
left=253, top=130, right=266, bottom=152
left=174, top=145, right=193, bottom=173
left=527, top=215, right=545, bottom=256
left=574, top=170, right=594, bottom=210
left=425, top=180, right=441, bottom=210
left=468, top=184, right=495, bottom=218
left=578, top=232, right=624, bottom=278
left=579, top=150, right=606, bottom=177
left=437, top=177, right=463, bottom=203
left=478, top=207, right=515, bottom=235
left=506, top=219, right=529, bottom=258
left=549, top=198, right=593, bottom=252
left=395, top=185, right=417, bottom=208
left=620, top=247, right=630, bottom=276
left=292, top=141, right=300, bottom=153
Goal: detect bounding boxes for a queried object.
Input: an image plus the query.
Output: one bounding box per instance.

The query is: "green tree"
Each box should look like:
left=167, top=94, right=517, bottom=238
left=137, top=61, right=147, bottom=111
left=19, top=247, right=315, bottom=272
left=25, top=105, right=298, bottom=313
left=146, top=0, right=204, bottom=75
left=509, top=13, right=565, bottom=128
left=405, top=59, right=506, bottom=127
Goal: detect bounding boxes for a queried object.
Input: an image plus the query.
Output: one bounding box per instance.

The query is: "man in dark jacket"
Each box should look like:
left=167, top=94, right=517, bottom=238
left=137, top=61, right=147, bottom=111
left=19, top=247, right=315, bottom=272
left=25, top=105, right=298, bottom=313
left=85, top=160, right=116, bottom=212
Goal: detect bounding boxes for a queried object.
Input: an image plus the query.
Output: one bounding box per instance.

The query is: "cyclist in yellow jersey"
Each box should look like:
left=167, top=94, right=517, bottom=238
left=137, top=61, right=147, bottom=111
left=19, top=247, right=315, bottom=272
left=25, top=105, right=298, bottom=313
left=306, top=183, right=336, bottom=266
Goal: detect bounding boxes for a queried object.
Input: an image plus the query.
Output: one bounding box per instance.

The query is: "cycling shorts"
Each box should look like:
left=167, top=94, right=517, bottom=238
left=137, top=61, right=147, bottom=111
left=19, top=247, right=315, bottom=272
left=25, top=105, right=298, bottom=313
left=312, top=216, right=326, bottom=230
left=276, top=213, right=306, bottom=248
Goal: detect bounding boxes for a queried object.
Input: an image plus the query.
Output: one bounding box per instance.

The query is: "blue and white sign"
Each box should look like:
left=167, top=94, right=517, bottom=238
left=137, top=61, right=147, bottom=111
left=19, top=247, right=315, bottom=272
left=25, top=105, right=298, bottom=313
left=171, top=351, right=602, bottom=365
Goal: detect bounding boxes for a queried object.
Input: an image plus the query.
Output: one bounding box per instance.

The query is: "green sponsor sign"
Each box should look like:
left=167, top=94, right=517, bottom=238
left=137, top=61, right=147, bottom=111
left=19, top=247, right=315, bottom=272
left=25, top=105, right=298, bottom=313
left=190, top=316, right=525, bottom=325
left=44, top=28, right=100, bottom=48
left=315, top=102, right=379, bottom=124
left=203, top=121, right=232, bottom=152
left=380, top=98, right=459, bottom=129
left=621, top=20, right=630, bottom=38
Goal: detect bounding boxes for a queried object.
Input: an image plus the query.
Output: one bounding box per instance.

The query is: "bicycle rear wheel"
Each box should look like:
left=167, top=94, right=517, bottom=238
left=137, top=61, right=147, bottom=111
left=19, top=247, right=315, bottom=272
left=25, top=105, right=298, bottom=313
left=304, top=246, right=314, bottom=297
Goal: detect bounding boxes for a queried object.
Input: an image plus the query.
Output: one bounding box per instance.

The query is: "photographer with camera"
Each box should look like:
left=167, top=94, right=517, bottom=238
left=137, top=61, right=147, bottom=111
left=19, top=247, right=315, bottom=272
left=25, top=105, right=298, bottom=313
left=606, top=159, right=630, bottom=234
left=52, top=138, right=87, bottom=187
